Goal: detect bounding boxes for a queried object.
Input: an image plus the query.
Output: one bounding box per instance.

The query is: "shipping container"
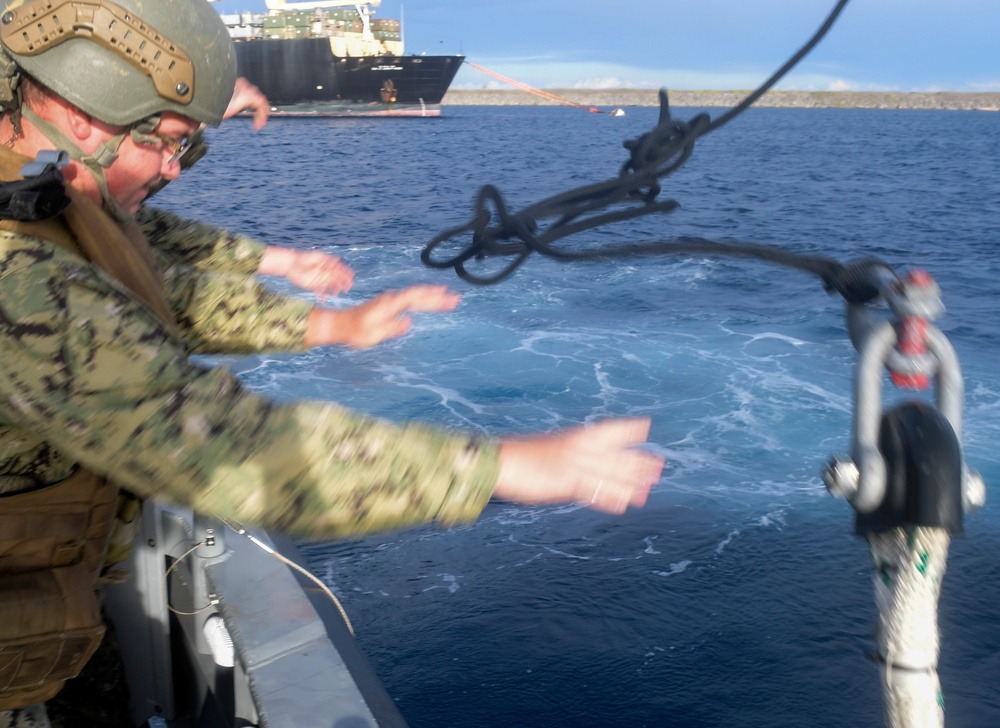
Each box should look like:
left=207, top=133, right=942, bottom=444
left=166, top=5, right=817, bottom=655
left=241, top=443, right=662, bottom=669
left=370, top=19, right=401, bottom=31
left=327, top=8, right=361, bottom=20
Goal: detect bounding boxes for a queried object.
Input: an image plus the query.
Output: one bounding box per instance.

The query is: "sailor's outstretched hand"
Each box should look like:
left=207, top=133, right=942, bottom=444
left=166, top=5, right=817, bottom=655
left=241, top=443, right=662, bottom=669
left=493, top=417, right=664, bottom=514
left=226, top=76, right=270, bottom=131
left=259, top=247, right=355, bottom=298
left=305, top=285, right=461, bottom=349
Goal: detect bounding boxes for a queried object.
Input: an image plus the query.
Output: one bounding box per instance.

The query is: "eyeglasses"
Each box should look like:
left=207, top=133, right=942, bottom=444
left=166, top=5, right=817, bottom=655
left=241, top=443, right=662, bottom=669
left=146, top=130, right=193, bottom=164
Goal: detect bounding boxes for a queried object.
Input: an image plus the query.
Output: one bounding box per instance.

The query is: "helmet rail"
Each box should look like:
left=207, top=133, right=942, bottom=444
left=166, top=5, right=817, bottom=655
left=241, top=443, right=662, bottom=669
left=0, top=0, right=195, bottom=106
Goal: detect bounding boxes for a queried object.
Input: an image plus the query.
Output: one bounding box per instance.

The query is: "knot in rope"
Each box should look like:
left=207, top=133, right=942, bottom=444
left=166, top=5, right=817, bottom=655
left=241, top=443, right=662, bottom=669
left=620, top=92, right=711, bottom=204
left=421, top=92, right=701, bottom=285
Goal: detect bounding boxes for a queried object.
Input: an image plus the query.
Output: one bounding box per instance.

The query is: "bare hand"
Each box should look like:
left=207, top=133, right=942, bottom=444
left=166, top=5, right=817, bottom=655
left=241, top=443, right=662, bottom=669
left=259, top=247, right=355, bottom=298
left=494, top=418, right=664, bottom=515
left=284, top=250, right=354, bottom=298
left=225, top=77, right=270, bottom=131
left=305, top=285, right=461, bottom=349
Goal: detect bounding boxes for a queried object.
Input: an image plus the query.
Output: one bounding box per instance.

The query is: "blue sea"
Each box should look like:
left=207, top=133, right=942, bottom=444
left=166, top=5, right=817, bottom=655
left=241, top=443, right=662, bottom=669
left=158, top=105, right=1000, bottom=727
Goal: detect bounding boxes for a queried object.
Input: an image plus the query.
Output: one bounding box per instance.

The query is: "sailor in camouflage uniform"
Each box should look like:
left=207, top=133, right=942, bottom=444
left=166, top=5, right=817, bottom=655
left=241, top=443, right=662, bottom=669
left=0, top=0, right=663, bottom=719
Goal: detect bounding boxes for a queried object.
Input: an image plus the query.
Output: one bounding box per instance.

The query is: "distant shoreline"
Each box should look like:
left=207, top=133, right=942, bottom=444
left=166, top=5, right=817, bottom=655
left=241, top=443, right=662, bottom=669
left=443, top=89, right=1000, bottom=111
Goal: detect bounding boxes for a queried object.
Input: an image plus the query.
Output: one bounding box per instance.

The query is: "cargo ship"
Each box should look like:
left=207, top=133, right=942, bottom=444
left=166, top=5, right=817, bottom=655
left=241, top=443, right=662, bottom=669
left=216, top=0, right=464, bottom=117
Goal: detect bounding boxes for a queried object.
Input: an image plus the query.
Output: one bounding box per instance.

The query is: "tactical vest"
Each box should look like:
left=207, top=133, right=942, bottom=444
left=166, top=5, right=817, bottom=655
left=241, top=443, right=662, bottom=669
left=0, top=144, right=178, bottom=709
left=0, top=472, right=118, bottom=709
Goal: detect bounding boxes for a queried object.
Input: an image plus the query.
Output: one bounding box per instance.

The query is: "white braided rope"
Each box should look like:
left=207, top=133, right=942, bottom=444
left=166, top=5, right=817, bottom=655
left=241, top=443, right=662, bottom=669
left=0, top=704, right=51, bottom=728
left=868, top=526, right=950, bottom=728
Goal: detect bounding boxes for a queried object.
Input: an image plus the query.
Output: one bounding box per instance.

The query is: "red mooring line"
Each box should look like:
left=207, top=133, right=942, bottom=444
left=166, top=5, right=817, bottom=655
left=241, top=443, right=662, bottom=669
left=465, top=61, right=603, bottom=113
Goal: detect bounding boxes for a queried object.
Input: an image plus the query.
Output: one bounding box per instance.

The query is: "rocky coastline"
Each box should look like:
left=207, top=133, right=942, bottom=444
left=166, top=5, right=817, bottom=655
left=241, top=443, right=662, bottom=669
left=443, top=89, right=1000, bottom=112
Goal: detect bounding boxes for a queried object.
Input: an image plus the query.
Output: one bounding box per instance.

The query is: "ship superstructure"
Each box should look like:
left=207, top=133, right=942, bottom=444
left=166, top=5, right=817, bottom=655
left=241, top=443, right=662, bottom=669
left=217, top=0, right=463, bottom=117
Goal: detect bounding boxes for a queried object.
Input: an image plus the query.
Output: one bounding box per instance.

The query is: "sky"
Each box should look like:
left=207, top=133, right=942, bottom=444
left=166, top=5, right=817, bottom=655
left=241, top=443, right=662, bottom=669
left=210, top=1, right=999, bottom=92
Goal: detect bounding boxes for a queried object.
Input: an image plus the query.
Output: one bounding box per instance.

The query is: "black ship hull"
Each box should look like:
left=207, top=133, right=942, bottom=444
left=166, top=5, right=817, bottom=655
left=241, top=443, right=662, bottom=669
left=234, top=38, right=464, bottom=117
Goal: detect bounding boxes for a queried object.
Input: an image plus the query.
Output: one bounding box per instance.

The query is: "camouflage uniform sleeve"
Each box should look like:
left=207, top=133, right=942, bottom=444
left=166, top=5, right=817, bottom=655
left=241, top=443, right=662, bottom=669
left=0, top=235, right=499, bottom=538
left=136, top=205, right=265, bottom=275
left=158, top=253, right=312, bottom=354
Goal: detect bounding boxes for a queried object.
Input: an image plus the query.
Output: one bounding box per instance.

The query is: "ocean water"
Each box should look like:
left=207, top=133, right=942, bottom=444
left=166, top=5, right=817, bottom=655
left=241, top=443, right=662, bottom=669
left=157, top=105, right=1000, bottom=727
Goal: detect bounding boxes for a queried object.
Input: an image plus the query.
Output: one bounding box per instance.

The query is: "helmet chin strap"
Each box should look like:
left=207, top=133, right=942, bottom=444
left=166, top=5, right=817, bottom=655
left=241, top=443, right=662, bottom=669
left=19, top=106, right=161, bottom=223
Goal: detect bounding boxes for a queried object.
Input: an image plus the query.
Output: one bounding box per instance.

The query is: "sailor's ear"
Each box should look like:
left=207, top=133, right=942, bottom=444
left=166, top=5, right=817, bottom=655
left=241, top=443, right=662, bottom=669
left=62, top=102, right=95, bottom=142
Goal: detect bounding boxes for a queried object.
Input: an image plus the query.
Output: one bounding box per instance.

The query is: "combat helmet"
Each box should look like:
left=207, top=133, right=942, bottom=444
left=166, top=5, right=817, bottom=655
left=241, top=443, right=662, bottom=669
left=0, top=0, right=236, bottom=126
left=0, top=0, right=236, bottom=219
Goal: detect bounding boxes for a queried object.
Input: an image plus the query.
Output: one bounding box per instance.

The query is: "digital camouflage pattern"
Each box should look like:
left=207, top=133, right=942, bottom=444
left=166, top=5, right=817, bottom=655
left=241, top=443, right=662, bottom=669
left=136, top=206, right=265, bottom=277
left=0, top=215, right=499, bottom=536
left=159, top=260, right=313, bottom=354
left=137, top=206, right=316, bottom=353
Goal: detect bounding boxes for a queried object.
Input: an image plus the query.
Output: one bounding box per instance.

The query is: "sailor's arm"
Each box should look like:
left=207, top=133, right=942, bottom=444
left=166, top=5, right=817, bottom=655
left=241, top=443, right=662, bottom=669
left=0, top=245, right=494, bottom=536
left=139, top=206, right=354, bottom=297
left=137, top=206, right=266, bottom=275
left=0, top=244, right=661, bottom=536
left=159, top=257, right=313, bottom=353
left=157, top=250, right=458, bottom=353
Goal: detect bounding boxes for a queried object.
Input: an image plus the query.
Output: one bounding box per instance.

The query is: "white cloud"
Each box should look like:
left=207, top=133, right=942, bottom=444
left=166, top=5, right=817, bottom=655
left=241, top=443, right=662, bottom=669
left=571, top=77, right=658, bottom=90
left=825, top=79, right=856, bottom=92
left=456, top=61, right=782, bottom=90
left=968, top=79, right=1000, bottom=92
left=453, top=60, right=1000, bottom=94
left=775, top=73, right=899, bottom=92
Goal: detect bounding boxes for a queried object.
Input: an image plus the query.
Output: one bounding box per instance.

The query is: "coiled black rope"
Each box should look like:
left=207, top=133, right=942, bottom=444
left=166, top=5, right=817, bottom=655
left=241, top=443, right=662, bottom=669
left=421, top=0, right=888, bottom=303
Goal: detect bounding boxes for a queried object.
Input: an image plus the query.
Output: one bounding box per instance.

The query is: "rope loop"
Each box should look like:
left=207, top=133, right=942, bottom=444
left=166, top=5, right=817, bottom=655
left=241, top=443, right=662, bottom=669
left=421, top=184, right=536, bottom=284
left=421, top=1, right=858, bottom=293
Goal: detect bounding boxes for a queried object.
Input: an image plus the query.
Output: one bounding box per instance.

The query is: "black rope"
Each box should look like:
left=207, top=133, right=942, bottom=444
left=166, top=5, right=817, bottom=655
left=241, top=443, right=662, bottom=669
left=421, top=1, right=877, bottom=301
